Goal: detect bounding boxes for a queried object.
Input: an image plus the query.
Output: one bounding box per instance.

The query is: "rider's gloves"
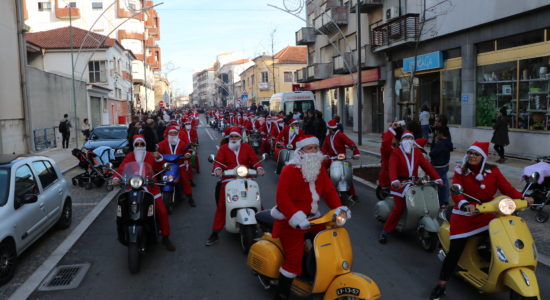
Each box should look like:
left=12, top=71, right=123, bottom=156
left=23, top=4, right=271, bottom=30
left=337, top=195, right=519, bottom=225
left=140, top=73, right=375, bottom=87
left=335, top=206, right=352, bottom=219
left=298, top=219, right=311, bottom=230
left=353, top=154, right=360, bottom=160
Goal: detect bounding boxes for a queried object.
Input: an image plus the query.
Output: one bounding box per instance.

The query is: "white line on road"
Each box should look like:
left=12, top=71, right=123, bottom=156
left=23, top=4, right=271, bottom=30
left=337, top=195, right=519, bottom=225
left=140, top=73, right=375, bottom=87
left=8, top=189, right=119, bottom=300
left=205, top=127, right=215, bottom=141
left=72, top=202, right=100, bottom=206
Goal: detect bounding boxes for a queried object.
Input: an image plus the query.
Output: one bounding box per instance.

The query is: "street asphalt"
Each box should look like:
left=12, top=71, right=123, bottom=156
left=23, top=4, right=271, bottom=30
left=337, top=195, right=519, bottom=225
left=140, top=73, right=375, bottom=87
left=26, top=123, right=549, bottom=300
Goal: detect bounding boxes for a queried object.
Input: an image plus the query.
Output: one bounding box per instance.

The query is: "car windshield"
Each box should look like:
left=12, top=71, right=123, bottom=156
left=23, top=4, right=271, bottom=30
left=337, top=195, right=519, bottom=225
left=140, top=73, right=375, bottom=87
left=0, top=167, right=9, bottom=207
left=91, top=127, right=127, bottom=140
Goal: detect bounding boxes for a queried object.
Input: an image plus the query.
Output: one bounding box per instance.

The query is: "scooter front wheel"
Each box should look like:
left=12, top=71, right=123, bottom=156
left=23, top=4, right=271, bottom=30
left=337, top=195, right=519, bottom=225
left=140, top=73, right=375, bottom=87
left=128, top=243, right=140, bottom=274
left=535, top=211, right=549, bottom=223
left=240, top=225, right=256, bottom=254
left=509, top=290, right=538, bottom=300
left=419, top=229, right=438, bottom=252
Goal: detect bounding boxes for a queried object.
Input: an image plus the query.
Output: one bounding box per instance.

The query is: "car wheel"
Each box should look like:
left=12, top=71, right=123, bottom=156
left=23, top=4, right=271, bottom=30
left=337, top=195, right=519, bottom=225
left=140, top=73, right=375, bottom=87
left=56, top=198, right=72, bottom=229
left=0, top=240, right=17, bottom=286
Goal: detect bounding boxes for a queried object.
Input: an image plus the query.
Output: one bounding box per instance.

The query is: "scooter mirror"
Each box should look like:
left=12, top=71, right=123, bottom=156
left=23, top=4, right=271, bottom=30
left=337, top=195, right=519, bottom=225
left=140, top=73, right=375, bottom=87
left=530, top=172, right=540, bottom=183
left=261, top=153, right=268, bottom=161
left=162, top=163, right=171, bottom=171
left=208, top=154, right=215, bottom=163
left=450, top=184, right=464, bottom=195
left=105, top=162, right=113, bottom=170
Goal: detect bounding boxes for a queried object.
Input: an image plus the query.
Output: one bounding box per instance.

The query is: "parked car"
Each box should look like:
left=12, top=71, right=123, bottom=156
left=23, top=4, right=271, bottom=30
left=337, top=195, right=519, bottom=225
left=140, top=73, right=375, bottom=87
left=83, top=125, right=128, bottom=166
left=0, top=155, right=72, bottom=286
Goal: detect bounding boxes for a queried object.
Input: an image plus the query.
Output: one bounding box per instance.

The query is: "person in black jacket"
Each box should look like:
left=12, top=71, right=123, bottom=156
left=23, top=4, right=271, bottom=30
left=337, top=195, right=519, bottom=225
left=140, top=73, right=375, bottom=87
left=142, top=119, right=159, bottom=152
left=303, top=110, right=315, bottom=135
left=429, top=126, right=453, bottom=207
left=313, top=110, right=327, bottom=146
left=491, top=107, right=510, bottom=163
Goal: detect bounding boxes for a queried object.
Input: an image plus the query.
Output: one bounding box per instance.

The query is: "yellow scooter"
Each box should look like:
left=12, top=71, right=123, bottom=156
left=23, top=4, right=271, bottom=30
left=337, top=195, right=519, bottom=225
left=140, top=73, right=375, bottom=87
left=438, top=184, right=540, bottom=300
left=247, top=209, right=381, bottom=300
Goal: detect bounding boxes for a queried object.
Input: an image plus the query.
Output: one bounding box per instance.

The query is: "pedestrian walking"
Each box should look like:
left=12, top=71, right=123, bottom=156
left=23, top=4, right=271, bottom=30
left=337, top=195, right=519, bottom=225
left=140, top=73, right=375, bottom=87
left=491, top=107, right=510, bottom=163
left=429, top=126, right=453, bottom=207
left=313, top=110, right=327, bottom=145
left=143, top=119, right=159, bottom=152
left=431, top=114, right=451, bottom=147
left=81, top=118, right=91, bottom=140
left=419, top=105, right=431, bottom=140
left=59, top=113, right=72, bottom=149
left=303, top=110, right=315, bottom=135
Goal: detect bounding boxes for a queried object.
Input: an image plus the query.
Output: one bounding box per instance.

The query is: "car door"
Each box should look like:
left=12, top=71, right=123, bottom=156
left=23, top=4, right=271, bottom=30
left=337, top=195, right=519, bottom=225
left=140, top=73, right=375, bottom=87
left=12, top=164, right=47, bottom=250
left=31, top=160, right=63, bottom=227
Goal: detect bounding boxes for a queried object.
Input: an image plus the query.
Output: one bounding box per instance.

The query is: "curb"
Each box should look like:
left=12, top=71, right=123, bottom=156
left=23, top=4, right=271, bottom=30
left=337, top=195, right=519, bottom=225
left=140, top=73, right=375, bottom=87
left=61, top=163, right=78, bottom=175
left=8, top=189, right=118, bottom=300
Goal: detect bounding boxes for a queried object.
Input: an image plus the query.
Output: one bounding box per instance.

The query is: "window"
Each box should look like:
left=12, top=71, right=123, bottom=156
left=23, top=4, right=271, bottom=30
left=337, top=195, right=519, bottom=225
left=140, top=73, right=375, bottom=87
left=441, top=69, right=462, bottom=125
left=476, top=61, right=516, bottom=127
left=88, top=61, right=106, bottom=83
left=68, top=2, right=77, bottom=7
left=261, top=71, right=269, bottom=83
left=15, top=165, right=39, bottom=205
left=498, top=30, right=544, bottom=51
left=284, top=71, right=293, bottom=83
left=92, top=2, right=103, bottom=10
left=0, top=168, right=9, bottom=207
left=38, top=1, right=51, bottom=11
left=32, top=161, right=58, bottom=190
left=476, top=40, right=495, bottom=54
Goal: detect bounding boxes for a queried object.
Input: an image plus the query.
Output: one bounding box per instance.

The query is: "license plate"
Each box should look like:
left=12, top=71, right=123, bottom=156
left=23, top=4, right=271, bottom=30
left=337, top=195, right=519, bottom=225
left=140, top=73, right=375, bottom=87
left=336, top=287, right=360, bottom=296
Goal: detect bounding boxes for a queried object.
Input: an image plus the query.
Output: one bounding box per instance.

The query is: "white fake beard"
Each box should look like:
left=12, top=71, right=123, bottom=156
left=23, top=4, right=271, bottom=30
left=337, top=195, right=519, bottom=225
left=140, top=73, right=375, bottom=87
left=298, top=151, right=324, bottom=183
left=228, top=140, right=241, bottom=151
left=185, top=125, right=191, bottom=130
left=168, top=135, right=179, bottom=146
left=401, top=139, right=414, bottom=154
left=134, top=147, right=146, bottom=163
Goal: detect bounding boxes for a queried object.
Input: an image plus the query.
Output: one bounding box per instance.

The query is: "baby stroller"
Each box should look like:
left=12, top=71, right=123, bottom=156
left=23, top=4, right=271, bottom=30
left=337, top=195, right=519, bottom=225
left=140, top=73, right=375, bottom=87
left=521, top=156, right=550, bottom=223
left=71, top=147, right=114, bottom=190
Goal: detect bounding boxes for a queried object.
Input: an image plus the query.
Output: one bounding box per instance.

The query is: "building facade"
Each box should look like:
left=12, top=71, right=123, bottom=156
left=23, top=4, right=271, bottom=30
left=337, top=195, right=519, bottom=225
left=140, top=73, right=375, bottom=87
left=216, top=56, right=254, bottom=107
left=195, top=68, right=216, bottom=106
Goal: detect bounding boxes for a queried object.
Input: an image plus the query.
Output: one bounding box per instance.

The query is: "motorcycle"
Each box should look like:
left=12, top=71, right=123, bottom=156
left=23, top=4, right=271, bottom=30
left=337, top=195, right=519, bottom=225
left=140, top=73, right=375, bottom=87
left=328, top=154, right=356, bottom=207
left=374, top=177, right=441, bottom=251
left=521, top=158, right=550, bottom=223
left=161, top=154, right=184, bottom=214
left=248, top=209, right=382, bottom=300
left=107, top=161, right=169, bottom=274
left=248, top=130, right=262, bottom=154
left=208, top=116, right=217, bottom=128
left=217, top=118, right=226, bottom=133
left=437, top=183, right=541, bottom=300
left=275, top=144, right=294, bottom=175
left=208, top=153, right=267, bottom=253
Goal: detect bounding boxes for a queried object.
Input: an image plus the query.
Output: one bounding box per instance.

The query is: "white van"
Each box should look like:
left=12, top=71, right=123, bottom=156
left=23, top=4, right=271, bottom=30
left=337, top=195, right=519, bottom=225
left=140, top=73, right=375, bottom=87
left=269, top=91, right=316, bottom=116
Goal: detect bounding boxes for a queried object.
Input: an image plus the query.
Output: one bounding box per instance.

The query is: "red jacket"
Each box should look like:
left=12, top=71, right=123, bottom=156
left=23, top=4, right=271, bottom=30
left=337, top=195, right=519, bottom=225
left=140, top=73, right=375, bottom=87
left=261, top=121, right=272, bottom=136
left=388, top=146, right=441, bottom=197
left=380, top=128, right=397, bottom=170
left=270, top=123, right=282, bottom=139
left=181, top=128, right=198, bottom=143
left=321, top=130, right=360, bottom=157
left=241, top=118, right=253, bottom=131
left=114, top=152, right=164, bottom=197
left=157, top=138, right=191, bottom=155
left=450, top=166, right=522, bottom=239
left=276, top=126, right=303, bottom=148
left=213, top=143, right=263, bottom=180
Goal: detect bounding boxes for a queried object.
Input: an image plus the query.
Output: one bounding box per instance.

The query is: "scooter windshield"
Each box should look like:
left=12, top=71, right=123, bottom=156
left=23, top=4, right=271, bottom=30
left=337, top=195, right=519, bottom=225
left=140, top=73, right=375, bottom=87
left=162, top=154, right=184, bottom=163
left=122, top=162, right=154, bottom=180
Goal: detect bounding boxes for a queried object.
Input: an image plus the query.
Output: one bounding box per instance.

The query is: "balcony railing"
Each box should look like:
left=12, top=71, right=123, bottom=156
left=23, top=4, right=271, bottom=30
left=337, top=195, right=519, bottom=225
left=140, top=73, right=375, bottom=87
left=314, top=6, right=348, bottom=35
left=333, top=52, right=357, bottom=74
left=307, top=63, right=332, bottom=81
left=349, top=0, right=383, bottom=13
left=371, top=13, right=419, bottom=52
left=297, top=67, right=309, bottom=83
left=296, top=27, right=316, bottom=45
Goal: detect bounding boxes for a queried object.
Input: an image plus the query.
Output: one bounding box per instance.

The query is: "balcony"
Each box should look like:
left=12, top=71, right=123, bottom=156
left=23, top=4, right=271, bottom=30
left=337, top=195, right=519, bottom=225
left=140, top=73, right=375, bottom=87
left=323, top=0, right=343, bottom=9
left=258, top=82, right=270, bottom=90
left=333, top=52, right=357, bottom=74
left=349, top=0, right=383, bottom=13
left=296, top=67, right=309, bottom=83
left=307, top=63, right=332, bottom=81
left=118, top=30, right=145, bottom=41
left=371, top=13, right=419, bottom=52
left=296, top=27, right=316, bottom=45
left=55, top=6, right=80, bottom=19
left=314, top=6, right=348, bottom=35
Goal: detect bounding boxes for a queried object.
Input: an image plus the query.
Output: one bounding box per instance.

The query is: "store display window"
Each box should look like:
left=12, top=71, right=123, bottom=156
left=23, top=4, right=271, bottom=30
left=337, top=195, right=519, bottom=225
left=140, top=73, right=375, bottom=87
left=441, top=69, right=461, bottom=125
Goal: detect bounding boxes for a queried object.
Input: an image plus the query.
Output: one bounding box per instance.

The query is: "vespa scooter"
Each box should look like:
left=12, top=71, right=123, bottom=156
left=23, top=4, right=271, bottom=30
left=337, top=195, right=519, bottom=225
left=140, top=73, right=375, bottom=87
left=275, top=144, right=294, bottom=175
left=328, top=154, right=356, bottom=207
left=374, top=177, right=441, bottom=251
left=248, top=209, right=382, bottom=300
left=208, top=153, right=267, bottom=253
left=161, top=154, right=184, bottom=214
left=437, top=184, right=541, bottom=299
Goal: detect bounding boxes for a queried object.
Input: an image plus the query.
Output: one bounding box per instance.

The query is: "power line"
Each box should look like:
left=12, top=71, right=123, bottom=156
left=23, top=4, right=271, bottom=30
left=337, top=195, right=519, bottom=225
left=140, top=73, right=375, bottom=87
left=157, top=8, right=272, bottom=12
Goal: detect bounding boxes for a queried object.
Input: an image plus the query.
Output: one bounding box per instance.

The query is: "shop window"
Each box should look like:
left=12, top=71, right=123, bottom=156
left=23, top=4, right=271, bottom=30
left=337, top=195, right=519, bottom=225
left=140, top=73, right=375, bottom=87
left=441, top=69, right=461, bottom=125
left=476, top=40, right=495, bottom=54
left=443, top=48, right=461, bottom=60
left=497, top=30, right=544, bottom=51
left=476, top=61, right=516, bottom=127
left=518, top=56, right=550, bottom=131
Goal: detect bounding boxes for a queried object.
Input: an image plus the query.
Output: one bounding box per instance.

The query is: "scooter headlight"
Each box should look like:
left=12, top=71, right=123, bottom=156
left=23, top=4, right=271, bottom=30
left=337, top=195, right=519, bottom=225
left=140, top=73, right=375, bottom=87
left=333, top=210, right=348, bottom=227
left=236, top=166, right=249, bottom=177
left=498, top=198, right=516, bottom=215
left=166, top=175, right=174, bottom=182
left=129, top=175, right=144, bottom=189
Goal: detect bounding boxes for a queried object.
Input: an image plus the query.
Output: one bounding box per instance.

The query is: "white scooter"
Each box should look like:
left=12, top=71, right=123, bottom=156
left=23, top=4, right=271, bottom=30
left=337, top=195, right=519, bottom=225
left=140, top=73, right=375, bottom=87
left=329, top=154, right=356, bottom=207
left=208, top=153, right=267, bottom=253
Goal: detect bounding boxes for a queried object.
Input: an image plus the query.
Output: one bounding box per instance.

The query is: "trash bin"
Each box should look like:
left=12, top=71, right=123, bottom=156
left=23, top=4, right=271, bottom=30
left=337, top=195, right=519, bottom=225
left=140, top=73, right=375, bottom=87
left=118, top=116, right=127, bottom=125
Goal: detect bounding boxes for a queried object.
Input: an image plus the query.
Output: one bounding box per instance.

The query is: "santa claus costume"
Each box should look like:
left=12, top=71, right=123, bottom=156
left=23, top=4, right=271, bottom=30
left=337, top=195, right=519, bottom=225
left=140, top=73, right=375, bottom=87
left=260, top=116, right=272, bottom=155
left=114, top=135, right=175, bottom=250
left=206, top=127, right=264, bottom=245
left=157, top=126, right=195, bottom=206
left=270, top=135, right=347, bottom=299
left=181, top=119, right=200, bottom=177
left=274, top=119, right=303, bottom=162
left=378, top=125, right=400, bottom=188
left=381, top=131, right=442, bottom=242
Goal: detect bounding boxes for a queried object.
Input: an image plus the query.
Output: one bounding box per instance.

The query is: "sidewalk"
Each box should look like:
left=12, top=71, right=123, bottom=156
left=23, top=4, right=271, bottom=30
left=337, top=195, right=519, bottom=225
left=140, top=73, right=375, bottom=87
left=37, top=147, right=78, bottom=174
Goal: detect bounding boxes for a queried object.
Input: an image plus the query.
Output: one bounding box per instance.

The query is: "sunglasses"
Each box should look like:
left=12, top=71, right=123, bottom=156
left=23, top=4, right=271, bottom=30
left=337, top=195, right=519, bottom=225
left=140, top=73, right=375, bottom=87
left=134, top=142, right=146, bottom=147
left=467, top=151, right=481, bottom=157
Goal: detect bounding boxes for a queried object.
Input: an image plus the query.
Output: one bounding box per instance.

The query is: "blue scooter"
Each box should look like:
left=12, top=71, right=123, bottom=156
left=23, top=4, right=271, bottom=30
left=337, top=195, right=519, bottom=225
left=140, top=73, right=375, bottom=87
left=161, top=154, right=184, bottom=214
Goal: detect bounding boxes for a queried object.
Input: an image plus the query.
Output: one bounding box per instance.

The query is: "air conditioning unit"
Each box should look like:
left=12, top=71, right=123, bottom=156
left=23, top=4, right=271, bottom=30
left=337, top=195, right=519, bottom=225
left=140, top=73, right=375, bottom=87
left=385, top=6, right=398, bottom=20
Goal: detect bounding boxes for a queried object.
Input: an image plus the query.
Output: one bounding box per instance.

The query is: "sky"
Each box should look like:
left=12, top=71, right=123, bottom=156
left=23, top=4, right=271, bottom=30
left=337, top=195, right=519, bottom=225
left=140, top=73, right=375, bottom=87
left=156, top=0, right=306, bottom=96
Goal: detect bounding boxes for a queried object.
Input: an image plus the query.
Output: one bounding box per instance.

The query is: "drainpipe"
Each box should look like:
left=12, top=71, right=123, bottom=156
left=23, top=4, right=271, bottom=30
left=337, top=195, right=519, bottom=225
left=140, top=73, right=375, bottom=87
left=15, top=0, right=33, bottom=153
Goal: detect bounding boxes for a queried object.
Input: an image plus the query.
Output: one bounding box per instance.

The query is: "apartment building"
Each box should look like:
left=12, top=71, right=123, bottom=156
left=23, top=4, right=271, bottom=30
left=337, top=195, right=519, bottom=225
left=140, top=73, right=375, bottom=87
left=215, top=55, right=254, bottom=107
left=195, top=68, right=216, bottom=107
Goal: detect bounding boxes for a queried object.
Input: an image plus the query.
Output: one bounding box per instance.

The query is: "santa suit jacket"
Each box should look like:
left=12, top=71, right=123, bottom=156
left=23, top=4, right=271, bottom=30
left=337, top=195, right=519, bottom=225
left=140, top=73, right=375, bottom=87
left=380, top=128, right=397, bottom=170
left=213, top=143, right=263, bottom=181
left=276, top=126, right=303, bottom=148
left=114, top=151, right=164, bottom=196
left=274, top=164, right=342, bottom=231
left=181, top=128, right=198, bottom=143
left=192, top=118, right=199, bottom=128
left=388, top=146, right=441, bottom=197
left=241, top=118, right=253, bottom=131
left=450, top=166, right=522, bottom=239
left=270, top=123, right=282, bottom=139
left=261, top=121, right=272, bottom=136
left=321, top=130, right=360, bottom=157
left=157, top=138, right=191, bottom=167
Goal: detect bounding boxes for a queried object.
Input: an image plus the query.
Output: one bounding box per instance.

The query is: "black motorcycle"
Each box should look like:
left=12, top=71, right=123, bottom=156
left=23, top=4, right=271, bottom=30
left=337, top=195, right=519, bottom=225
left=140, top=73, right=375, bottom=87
left=521, top=156, right=550, bottom=223
left=108, top=161, right=168, bottom=273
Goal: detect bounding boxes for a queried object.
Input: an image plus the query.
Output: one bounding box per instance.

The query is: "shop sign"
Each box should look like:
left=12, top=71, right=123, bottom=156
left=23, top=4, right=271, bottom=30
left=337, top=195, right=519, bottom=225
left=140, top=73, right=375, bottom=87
left=403, top=51, right=444, bottom=73
left=461, top=94, right=469, bottom=103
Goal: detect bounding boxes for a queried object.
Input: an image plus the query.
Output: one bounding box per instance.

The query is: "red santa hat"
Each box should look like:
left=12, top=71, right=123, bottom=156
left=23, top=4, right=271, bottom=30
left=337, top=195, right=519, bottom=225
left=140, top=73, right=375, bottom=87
left=276, top=117, right=284, bottom=123
left=227, top=126, right=242, bottom=138
left=327, top=119, right=338, bottom=129
left=401, top=130, right=414, bottom=139
left=295, top=135, right=319, bottom=152
left=415, top=138, right=428, bottom=148
left=289, top=119, right=299, bottom=125
left=266, top=115, right=272, bottom=120
left=133, top=134, right=146, bottom=145
left=167, top=126, right=179, bottom=134
left=183, top=118, right=192, bottom=124
left=462, top=141, right=490, bottom=182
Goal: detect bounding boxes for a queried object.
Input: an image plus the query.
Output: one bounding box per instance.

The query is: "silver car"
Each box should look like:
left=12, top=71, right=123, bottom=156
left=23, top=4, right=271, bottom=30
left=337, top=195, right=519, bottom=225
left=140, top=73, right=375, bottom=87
left=0, top=155, right=72, bottom=286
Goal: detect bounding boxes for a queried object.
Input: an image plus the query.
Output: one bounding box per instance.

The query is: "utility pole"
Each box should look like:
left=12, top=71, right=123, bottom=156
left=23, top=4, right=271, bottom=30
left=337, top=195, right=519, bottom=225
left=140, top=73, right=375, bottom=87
left=356, top=4, right=363, bottom=146
left=271, top=29, right=276, bottom=95
left=143, top=18, right=148, bottom=113
left=69, top=5, right=79, bottom=147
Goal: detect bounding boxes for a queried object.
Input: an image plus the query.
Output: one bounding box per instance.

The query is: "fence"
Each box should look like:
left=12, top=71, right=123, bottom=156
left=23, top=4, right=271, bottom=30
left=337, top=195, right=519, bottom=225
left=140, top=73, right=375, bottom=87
left=33, top=127, right=57, bottom=152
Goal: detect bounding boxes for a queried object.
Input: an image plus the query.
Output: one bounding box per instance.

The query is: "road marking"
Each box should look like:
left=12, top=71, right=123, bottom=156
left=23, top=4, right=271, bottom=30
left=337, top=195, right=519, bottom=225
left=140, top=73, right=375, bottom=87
left=72, top=202, right=100, bottom=206
left=8, top=189, right=118, bottom=300
left=205, top=127, right=215, bottom=141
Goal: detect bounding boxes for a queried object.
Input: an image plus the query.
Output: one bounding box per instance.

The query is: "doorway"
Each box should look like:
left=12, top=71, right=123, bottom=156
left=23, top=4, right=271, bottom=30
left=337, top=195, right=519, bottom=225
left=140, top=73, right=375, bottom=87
left=417, top=72, right=440, bottom=116
left=370, top=86, right=384, bottom=133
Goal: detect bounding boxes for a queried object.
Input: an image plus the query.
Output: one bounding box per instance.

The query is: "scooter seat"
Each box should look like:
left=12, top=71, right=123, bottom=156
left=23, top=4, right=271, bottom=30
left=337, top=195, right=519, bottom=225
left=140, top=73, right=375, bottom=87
left=256, top=210, right=275, bottom=232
